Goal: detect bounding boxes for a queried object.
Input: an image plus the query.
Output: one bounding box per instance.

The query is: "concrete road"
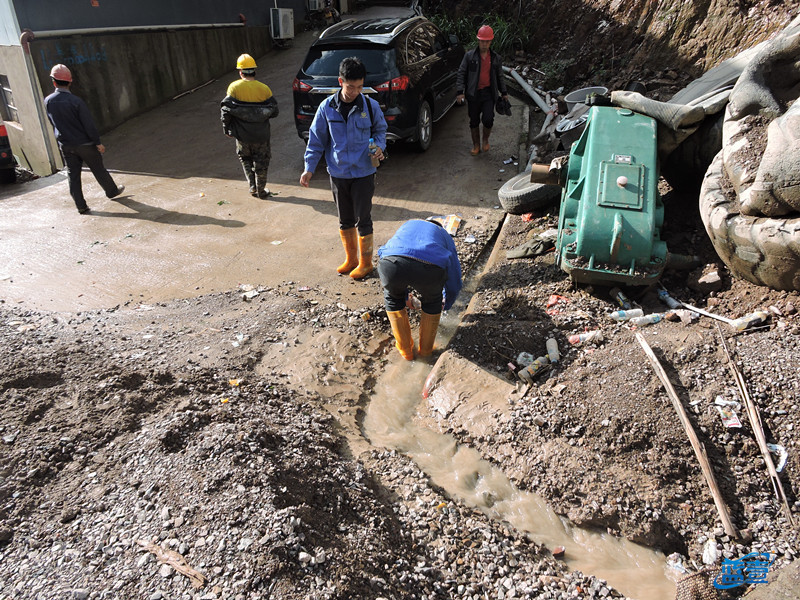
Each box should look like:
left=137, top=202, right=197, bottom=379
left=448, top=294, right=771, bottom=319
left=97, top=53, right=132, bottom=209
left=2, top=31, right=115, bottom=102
left=0, top=8, right=524, bottom=312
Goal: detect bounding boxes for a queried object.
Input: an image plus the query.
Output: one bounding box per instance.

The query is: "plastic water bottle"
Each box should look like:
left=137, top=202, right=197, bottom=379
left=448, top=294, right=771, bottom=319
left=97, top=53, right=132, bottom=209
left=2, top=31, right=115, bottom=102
left=608, top=308, right=643, bottom=321
left=568, top=330, right=604, bottom=346
left=657, top=288, right=682, bottom=309
left=546, top=338, right=560, bottom=363
left=517, top=355, right=550, bottom=384
left=369, top=138, right=380, bottom=167
left=629, top=313, right=664, bottom=327
left=730, top=310, right=770, bottom=331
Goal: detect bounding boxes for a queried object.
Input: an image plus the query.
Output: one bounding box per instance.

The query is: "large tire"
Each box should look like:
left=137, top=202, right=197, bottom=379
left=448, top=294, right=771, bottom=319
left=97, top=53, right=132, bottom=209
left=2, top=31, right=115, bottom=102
left=497, top=172, right=561, bottom=214
left=415, top=100, right=432, bottom=152
left=699, top=151, right=800, bottom=291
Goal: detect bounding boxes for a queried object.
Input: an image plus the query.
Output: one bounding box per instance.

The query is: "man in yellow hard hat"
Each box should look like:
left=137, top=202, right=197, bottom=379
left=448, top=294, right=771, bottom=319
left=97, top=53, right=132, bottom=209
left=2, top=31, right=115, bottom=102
left=221, top=54, right=279, bottom=198
left=456, top=25, right=509, bottom=155
left=44, top=64, right=125, bottom=214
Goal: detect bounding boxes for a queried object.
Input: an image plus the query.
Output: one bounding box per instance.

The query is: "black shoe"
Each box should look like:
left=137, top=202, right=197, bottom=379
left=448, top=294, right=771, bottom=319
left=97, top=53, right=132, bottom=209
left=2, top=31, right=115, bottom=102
left=78, top=207, right=91, bottom=214
left=109, top=184, right=125, bottom=199
left=257, top=189, right=270, bottom=199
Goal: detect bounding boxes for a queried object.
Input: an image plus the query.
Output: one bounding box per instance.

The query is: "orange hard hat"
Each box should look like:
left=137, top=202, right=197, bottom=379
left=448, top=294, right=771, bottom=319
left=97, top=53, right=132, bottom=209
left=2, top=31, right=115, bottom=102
left=50, top=64, right=72, bottom=82
left=477, top=25, right=494, bottom=41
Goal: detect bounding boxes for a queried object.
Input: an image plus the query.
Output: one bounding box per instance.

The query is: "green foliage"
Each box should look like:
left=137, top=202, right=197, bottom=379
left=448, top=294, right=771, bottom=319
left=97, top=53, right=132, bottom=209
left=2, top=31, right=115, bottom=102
left=430, top=12, right=532, bottom=57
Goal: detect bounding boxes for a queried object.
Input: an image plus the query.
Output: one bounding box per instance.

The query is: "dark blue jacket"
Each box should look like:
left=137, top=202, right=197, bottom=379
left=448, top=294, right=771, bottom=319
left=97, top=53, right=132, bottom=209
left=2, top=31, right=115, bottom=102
left=44, top=88, right=100, bottom=147
left=378, top=219, right=462, bottom=310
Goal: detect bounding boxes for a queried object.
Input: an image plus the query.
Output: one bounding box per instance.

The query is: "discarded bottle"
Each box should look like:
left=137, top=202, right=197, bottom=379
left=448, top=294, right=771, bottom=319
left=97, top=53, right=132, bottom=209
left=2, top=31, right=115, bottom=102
left=545, top=338, right=560, bottom=363
left=369, top=138, right=380, bottom=167
left=657, top=288, right=682, bottom=309
left=608, top=308, right=643, bottom=321
left=516, top=352, right=535, bottom=367
left=609, top=287, right=632, bottom=310
left=629, top=313, right=664, bottom=327
left=517, top=355, right=550, bottom=385
left=568, top=330, right=604, bottom=346
left=730, top=310, right=770, bottom=331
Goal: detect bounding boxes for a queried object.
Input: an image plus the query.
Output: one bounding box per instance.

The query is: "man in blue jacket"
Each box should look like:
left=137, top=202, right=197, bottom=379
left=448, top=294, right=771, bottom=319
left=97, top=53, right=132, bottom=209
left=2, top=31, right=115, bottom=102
left=300, top=57, right=387, bottom=280
left=377, top=219, right=462, bottom=360
left=44, top=64, right=125, bottom=214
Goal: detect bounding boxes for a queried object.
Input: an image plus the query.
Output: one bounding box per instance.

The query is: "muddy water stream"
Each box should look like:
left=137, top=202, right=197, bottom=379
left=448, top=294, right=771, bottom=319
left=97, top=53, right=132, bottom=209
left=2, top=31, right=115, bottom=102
left=363, top=324, right=678, bottom=600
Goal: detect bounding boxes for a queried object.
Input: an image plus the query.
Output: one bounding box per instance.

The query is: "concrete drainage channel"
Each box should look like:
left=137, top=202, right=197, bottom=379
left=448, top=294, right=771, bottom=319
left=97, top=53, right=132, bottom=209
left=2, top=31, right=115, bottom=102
left=362, top=216, right=678, bottom=599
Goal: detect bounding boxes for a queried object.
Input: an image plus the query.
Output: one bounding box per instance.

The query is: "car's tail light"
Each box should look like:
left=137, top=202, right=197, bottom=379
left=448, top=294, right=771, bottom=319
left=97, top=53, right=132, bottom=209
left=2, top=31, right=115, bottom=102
left=293, top=78, right=312, bottom=92
left=0, top=151, right=8, bottom=159
left=0, top=123, right=7, bottom=137
left=295, top=114, right=313, bottom=122
left=374, top=76, right=410, bottom=92
left=384, top=115, right=397, bottom=122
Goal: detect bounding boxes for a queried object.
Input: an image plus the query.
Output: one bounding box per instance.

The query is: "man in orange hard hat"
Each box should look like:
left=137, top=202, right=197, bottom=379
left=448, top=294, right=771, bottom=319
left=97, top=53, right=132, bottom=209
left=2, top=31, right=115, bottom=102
left=456, top=25, right=509, bottom=155
left=44, top=64, right=125, bottom=214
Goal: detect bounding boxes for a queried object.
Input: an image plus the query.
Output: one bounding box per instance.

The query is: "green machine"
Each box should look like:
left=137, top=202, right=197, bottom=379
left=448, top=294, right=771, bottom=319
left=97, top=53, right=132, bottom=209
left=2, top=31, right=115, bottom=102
left=553, top=106, right=668, bottom=286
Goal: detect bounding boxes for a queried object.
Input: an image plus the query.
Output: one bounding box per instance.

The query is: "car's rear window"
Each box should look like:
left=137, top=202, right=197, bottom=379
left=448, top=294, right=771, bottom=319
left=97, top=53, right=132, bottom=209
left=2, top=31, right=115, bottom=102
left=302, top=47, right=395, bottom=77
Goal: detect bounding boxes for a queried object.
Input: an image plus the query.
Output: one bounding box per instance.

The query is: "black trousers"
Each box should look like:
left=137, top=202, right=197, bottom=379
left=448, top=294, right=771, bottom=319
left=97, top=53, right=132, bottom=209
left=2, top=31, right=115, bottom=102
left=330, top=174, right=375, bottom=236
left=377, top=255, right=446, bottom=314
left=467, top=87, right=495, bottom=129
left=61, top=144, right=120, bottom=211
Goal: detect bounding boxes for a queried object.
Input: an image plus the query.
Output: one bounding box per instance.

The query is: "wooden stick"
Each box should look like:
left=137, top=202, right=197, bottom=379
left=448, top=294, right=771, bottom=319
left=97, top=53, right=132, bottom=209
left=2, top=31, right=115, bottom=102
left=716, top=324, right=795, bottom=526
left=635, top=332, right=739, bottom=539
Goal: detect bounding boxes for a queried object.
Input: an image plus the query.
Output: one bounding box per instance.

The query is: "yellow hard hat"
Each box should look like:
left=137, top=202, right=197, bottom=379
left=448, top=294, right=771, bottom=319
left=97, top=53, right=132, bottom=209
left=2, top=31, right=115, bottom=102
left=236, top=54, right=257, bottom=70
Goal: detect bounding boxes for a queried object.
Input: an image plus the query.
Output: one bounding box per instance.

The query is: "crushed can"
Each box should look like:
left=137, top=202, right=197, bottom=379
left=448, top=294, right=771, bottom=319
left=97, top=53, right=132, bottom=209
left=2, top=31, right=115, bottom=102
left=517, top=355, right=550, bottom=385
left=610, top=287, right=632, bottom=310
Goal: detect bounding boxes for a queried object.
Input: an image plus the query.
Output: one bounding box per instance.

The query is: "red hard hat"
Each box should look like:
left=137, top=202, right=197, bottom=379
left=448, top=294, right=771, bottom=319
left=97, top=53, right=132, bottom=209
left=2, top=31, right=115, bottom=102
left=50, top=64, right=72, bottom=82
left=477, top=25, right=494, bottom=41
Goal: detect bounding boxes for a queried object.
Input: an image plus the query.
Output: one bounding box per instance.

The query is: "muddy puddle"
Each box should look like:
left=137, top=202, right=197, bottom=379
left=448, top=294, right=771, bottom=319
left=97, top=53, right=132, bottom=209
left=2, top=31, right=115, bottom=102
left=363, top=316, right=678, bottom=600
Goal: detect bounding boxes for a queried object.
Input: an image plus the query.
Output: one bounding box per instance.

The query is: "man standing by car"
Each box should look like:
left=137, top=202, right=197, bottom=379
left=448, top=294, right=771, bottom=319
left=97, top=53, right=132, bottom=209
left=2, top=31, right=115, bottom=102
left=221, top=54, right=279, bottom=198
left=456, top=25, right=509, bottom=156
left=300, top=57, right=387, bottom=280
left=44, top=64, right=125, bottom=214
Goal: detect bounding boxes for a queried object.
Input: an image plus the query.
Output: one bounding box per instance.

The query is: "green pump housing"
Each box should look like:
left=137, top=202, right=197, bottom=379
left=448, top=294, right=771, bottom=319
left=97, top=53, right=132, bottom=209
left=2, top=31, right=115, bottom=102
left=555, top=106, right=667, bottom=285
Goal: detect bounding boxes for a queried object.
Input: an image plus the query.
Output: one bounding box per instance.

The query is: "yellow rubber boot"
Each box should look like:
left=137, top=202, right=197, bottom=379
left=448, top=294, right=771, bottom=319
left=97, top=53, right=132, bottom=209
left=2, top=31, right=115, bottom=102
left=349, top=233, right=373, bottom=279
left=337, top=228, right=358, bottom=274
left=418, top=311, right=441, bottom=357
left=387, top=309, right=414, bottom=360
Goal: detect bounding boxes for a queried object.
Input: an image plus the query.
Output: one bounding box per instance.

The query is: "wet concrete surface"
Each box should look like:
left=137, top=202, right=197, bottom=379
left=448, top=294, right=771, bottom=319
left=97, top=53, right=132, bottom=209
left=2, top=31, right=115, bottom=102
left=0, top=7, right=522, bottom=313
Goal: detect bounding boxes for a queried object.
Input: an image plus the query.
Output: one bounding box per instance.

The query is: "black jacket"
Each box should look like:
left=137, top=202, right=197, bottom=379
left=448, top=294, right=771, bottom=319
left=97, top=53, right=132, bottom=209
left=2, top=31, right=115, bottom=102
left=456, top=48, right=507, bottom=100
left=220, top=95, right=279, bottom=143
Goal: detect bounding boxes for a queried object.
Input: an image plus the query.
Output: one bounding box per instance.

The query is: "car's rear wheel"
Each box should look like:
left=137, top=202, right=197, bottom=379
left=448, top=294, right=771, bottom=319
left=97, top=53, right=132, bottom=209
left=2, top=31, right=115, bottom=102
left=0, top=168, right=15, bottom=184
left=415, top=100, right=432, bottom=152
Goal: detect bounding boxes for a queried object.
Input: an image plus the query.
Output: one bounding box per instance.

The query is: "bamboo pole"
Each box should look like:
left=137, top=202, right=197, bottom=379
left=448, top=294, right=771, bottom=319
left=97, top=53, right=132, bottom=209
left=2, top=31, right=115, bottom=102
left=716, top=324, right=795, bottom=526
left=635, top=332, right=739, bottom=539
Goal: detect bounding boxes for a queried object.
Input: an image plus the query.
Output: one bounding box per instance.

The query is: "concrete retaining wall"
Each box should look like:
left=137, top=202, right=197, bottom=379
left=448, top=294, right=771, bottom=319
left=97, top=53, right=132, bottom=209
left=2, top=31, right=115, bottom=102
left=31, top=25, right=274, bottom=135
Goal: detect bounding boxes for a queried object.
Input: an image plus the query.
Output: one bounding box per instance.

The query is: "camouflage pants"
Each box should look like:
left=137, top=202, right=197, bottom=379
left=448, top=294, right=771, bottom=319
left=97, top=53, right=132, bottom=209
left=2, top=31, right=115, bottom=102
left=236, top=140, right=271, bottom=193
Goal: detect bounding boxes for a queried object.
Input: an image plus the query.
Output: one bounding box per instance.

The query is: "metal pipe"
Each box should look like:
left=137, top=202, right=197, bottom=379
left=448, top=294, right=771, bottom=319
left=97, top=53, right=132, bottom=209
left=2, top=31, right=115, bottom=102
left=33, top=23, right=244, bottom=39
left=503, top=66, right=550, bottom=113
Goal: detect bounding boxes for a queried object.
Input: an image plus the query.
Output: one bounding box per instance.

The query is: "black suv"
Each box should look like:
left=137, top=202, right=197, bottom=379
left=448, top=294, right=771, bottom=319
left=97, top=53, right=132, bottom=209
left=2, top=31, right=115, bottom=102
left=0, top=120, right=16, bottom=184
left=292, top=16, right=464, bottom=151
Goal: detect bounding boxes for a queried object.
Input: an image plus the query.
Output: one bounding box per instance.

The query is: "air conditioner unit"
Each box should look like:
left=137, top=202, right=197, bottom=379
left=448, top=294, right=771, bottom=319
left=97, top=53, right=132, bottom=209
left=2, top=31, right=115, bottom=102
left=307, top=0, right=323, bottom=11
left=270, top=8, right=295, bottom=40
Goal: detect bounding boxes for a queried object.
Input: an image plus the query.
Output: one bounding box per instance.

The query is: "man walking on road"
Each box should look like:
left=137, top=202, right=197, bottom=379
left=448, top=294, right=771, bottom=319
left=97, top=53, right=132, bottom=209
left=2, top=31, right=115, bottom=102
left=221, top=54, right=279, bottom=198
left=299, top=57, right=387, bottom=280
left=456, top=25, right=509, bottom=156
left=44, top=64, right=125, bottom=214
